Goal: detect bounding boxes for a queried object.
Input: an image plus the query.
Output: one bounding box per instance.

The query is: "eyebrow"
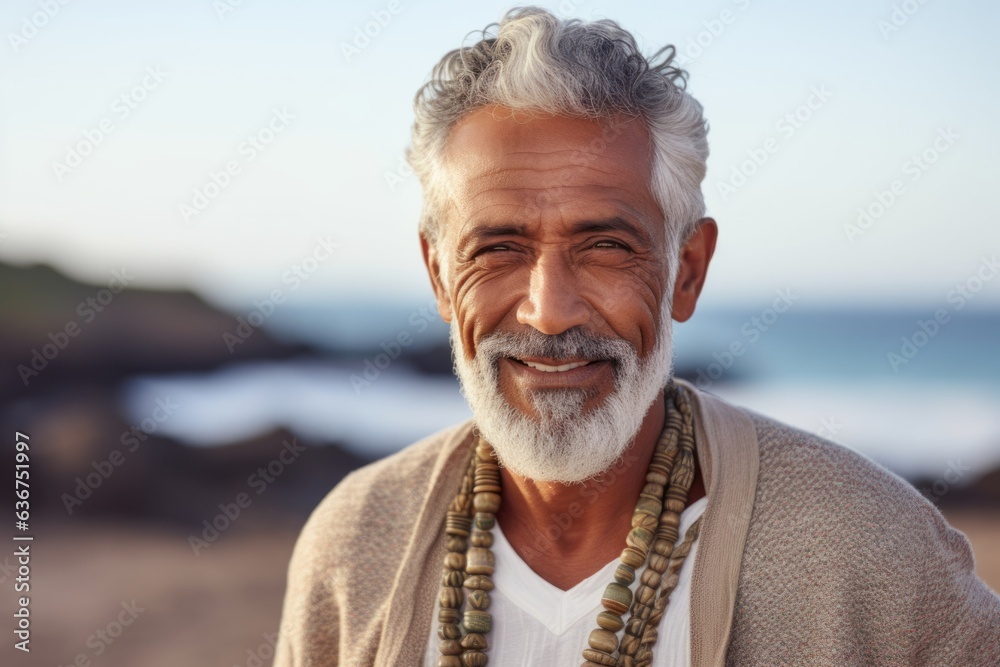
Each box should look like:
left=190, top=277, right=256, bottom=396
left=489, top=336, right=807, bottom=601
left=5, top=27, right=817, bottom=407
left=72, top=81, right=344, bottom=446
left=569, top=217, right=654, bottom=246
left=461, top=216, right=654, bottom=247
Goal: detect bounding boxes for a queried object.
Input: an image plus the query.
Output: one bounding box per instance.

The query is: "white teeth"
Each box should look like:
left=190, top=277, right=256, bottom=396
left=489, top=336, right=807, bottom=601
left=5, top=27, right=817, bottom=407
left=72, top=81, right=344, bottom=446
left=521, top=359, right=591, bottom=372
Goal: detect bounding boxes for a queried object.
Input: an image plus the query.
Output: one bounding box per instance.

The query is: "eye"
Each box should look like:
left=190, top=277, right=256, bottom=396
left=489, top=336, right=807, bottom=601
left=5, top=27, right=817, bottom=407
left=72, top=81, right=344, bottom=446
left=474, top=243, right=517, bottom=256
left=592, top=239, right=631, bottom=251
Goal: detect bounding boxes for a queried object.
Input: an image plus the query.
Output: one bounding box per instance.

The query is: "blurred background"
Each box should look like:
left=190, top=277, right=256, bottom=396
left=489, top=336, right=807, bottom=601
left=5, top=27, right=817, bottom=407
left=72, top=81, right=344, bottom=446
left=1, top=0, right=998, bottom=664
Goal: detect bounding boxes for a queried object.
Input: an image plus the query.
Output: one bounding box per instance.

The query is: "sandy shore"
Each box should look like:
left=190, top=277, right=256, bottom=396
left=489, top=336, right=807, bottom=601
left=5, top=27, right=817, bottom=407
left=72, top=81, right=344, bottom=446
left=3, top=511, right=997, bottom=666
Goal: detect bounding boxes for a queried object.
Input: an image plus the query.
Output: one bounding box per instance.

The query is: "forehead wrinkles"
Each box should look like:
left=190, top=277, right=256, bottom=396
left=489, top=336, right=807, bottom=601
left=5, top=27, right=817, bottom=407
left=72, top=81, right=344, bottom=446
left=438, top=108, right=658, bottom=244
left=451, top=159, right=654, bottom=222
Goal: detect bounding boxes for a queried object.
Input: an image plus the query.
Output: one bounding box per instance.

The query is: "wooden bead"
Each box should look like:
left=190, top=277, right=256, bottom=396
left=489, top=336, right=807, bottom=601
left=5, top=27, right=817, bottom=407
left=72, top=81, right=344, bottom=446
left=460, top=632, right=488, bottom=650
left=636, top=584, right=656, bottom=605
left=439, top=586, right=463, bottom=608
left=470, top=531, right=493, bottom=548
left=439, top=607, right=459, bottom=624
left=446, top=513, right=472, bottom=537
left=588, top=628, right=619, bottom=653
left=467, top=589, right=490, bottom=610
left=472, top=484, right=502, bottom=494
left=463, top=610, right=491, bottom=634
left=466, top=547, right=495, bottom=575
left=596, top=611, right=624, bottom=632
left=444, top=552, right=465, bottom=570
left=474, top=512, right=495, bottom=530
left=473, top=492, right=501, bottom=513
left=463, top=575, right=495, bottom=591
left=443, top=570, right=464, bottom=587
left=633, top=496, right=662, bottom=517
left=648, top=553, right=669, bottom=572
left=641, top=482, right=663, bottom=498
left=437, top=657, right=462, bottom=667
left=619, top=633, right=640, bottom=655
left=581, top=648, right=617, bottom=665
left=620, top=546, right=645, bottom=569
left=625, top=617, right=646, bottom=635
left=438, top=623, right=461, bottom=640
left=626, top=526, right=653, bottom=552
left=447, top=536, right=467, bottom=553
left=461, top=651, right=487, bottom=667
left=601, top=582, right=632, bottom=614
left=631, top=512, right=659, bottom=531
left=439, top=639, right=462, bottom=655
left=640, top=568, right=661, bottom=588
left=614, top=564, right=635, bottom=585
left=645, top=470, right=668, bottom=486
left=664, top=497, right=686, bottom=514
left=652, top=533, right=677, bottom=556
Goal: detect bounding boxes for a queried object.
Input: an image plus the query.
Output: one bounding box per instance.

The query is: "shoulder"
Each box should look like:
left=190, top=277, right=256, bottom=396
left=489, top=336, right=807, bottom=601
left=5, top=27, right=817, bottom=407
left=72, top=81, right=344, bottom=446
left=741, top=406, right=963, bottom=557
left=747, top=408, right=928, bottom=509
left=727, top=405, right=1000, bottom=664
left=274, top=420, right=475, bottom=665
left=291, top=418, right=476, bottom=571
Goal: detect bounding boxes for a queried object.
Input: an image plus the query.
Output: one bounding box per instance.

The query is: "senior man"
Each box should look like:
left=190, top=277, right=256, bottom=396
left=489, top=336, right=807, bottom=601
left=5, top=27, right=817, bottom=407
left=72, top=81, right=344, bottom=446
left=275, top=7, right=1000, bottom=666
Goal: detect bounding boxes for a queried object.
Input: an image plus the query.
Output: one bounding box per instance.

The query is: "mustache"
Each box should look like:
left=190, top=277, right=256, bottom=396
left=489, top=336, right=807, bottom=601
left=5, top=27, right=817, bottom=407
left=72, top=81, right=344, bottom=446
left=473, top=327, right=636, bottom=368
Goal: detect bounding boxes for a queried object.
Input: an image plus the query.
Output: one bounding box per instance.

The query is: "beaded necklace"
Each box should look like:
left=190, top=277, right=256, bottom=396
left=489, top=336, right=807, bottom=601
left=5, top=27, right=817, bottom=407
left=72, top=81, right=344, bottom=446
left=436, top=382, right=701, bottom=667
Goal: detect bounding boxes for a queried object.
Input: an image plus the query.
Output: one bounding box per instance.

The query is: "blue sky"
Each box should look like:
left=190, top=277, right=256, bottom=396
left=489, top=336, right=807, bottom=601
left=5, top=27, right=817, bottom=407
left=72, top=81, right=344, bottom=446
left=2, top=0, right=998, bottom=311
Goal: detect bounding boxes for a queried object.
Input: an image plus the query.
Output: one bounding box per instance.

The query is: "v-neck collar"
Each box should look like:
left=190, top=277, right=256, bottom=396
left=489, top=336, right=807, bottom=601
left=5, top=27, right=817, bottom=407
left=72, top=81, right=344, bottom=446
left=490, top=495, right=710, bottom=636
left=490, top=520, right=621, bottom=635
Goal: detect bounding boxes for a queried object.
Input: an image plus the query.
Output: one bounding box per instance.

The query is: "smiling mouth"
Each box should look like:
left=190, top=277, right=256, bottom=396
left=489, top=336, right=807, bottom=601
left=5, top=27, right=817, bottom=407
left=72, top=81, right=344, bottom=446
left=510, top=357, right=597, bottom=373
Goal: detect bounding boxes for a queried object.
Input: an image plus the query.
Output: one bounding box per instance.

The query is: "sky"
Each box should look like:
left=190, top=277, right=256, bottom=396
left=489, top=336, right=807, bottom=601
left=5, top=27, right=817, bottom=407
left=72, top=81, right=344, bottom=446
left=2, top=0, right=999, bottom=312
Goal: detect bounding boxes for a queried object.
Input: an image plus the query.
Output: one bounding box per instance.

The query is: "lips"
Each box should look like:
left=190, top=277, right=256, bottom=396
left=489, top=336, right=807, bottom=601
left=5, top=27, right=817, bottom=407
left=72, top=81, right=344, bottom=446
left=516, top=358, right=592, bottom=373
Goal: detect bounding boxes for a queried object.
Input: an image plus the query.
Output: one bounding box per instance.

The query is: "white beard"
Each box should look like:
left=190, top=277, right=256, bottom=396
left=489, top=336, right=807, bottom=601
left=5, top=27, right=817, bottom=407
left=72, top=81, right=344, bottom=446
left=450, top=303, right=675, bottom=484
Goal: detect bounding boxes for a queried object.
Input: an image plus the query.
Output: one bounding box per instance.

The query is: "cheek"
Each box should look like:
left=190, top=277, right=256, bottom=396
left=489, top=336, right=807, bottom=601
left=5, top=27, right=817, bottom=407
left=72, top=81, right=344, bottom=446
left=450, top=266, right=525, bottom=356
left=586, top=267, right=667, bottom=356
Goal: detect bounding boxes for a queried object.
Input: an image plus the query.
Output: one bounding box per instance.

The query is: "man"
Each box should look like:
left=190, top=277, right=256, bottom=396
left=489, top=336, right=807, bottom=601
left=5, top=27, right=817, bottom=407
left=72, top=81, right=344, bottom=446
left=274, top=8, right=1000, bottom=666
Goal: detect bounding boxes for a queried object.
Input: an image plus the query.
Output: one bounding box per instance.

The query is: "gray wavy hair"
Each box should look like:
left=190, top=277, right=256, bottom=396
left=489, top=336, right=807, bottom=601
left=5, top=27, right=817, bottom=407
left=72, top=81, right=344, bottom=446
left=407, top=6, right=710, bottom=261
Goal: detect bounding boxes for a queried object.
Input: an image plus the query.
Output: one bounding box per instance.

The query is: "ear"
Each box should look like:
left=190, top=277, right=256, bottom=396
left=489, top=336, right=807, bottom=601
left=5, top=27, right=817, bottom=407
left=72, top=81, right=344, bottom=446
left=420, top=234, right=454, bottom=323
left=671, top=218, right=717, bottom=323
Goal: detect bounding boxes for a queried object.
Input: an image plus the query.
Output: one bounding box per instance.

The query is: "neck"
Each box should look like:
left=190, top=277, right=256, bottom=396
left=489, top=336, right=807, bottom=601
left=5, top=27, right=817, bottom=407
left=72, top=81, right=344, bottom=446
left=495, top=391, right=704, bottom=590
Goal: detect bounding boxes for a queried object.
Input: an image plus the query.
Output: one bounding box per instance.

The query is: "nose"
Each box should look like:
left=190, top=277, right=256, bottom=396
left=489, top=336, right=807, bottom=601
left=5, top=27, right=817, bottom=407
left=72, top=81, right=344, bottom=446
left=516, top=253, right=591, bottom=335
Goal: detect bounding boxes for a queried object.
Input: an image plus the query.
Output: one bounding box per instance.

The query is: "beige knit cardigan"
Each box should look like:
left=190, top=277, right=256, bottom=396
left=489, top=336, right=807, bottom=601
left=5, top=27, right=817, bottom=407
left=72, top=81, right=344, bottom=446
left=273, top=379, right=1000, bottom=666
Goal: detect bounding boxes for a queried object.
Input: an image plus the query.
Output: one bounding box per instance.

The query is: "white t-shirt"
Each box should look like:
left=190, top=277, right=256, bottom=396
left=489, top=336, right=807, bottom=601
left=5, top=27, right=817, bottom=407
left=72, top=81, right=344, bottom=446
left=424, top=496, right=708, bottom=666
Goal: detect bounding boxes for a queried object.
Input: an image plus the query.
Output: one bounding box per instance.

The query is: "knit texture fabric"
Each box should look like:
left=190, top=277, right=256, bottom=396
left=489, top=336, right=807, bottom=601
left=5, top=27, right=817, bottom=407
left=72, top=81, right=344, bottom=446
left=726, top=411, right=1000, bottom=666
left=272, top=382, right=1000, bottom=666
